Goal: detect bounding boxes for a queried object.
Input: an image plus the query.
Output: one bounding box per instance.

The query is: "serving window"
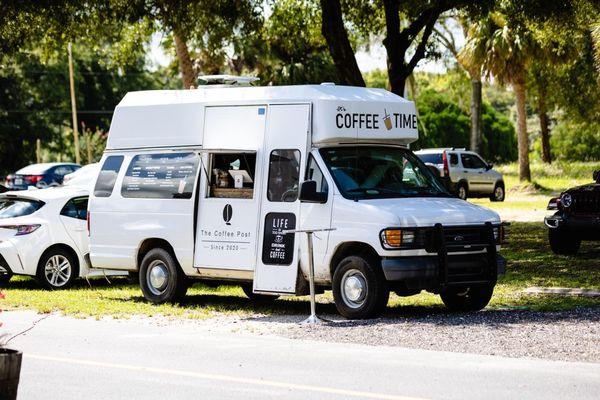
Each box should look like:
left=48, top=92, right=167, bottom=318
left=208, top=153, right=256, bottom=199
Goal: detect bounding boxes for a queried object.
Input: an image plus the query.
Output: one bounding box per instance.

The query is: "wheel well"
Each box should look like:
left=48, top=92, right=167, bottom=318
left=496, top=180, right=505, bottom=188
left=136, top=238, right=178, bottom=270
left=329, top=242, right=381, bottom=278
left=38, top=244, right=80, bottom=273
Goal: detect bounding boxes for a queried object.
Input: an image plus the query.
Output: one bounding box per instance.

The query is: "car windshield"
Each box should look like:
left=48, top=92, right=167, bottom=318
left=319, top=146, right=450, bottom=199
left=0, top=198, right=44, bottom=219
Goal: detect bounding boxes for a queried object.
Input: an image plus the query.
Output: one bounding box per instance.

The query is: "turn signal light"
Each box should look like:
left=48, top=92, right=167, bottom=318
left=0, top=224, right=41, bottom=236
left=380, top=229, right=415, bottom=249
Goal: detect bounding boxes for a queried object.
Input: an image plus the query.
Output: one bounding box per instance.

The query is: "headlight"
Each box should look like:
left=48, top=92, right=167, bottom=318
left=380, top=229, right=415, bottom=249
left=561, top=193, right=572, bottom=208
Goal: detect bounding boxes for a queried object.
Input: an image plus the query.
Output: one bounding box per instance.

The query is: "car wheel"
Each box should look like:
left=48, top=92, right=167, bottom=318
left=36, top=249, right=79, bottom=290
left=241, top=283, right=279, bottom=302
left=332, top=255, right=389, bottom=319
left=456, top=182, right=468, bottom=200
left=139, top=248, right=188, bottom=303
left=440, top=284, right=494, bottom=312
left=549, top=228, right=581, bottom=255
left=490, top=182, right=505, bottom=202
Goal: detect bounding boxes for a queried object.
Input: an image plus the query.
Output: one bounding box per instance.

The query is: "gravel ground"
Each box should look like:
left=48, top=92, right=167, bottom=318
left=199, top=307, right=600, bottom=363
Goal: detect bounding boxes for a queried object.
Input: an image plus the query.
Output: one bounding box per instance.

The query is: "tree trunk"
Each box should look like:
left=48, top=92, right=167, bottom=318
left=469, top=77, right=483, bottom=154
left=173, top=32, right=196, bottom=89
left=538, top=92, right=552, bottom=163
left=320, top=0, right=365, bottom=86
left=514, top=80, right=531, bottom=182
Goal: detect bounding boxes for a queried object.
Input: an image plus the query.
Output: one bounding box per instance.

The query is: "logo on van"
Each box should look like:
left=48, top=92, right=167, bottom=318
left=223, top=204, right=233, bottom=225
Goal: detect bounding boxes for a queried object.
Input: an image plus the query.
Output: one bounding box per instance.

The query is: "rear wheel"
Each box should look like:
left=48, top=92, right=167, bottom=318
left=490, top=182, right=505, bottom=202
left=139, top=248, right=188, bottom=303
left=440, top=284, right=494, bottom=312
left=0, top=269, right=12, bottom=286
left=332, top=255, right=389, bottom=319
left=36, top=249, right=79, bottom=290
left=456, top=182, right=468, bottom=200
left=241, top=284, right=279, bottom=302
left=549, top=228, right=581, bottom=255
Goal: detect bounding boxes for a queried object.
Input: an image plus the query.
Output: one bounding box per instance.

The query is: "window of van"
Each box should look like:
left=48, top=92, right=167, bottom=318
left=121, top=153, right=199, bottom=199
left=268, top=150, right=300, bottom=202
left=208, top=153, right=256, bottom=199
left=94, top=156, right=124, bottom=197
left=306, top=155, right=328, bottom=196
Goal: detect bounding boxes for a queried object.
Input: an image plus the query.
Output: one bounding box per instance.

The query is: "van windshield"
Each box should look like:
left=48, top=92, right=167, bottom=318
left=319, top=146, right=450, bottom=200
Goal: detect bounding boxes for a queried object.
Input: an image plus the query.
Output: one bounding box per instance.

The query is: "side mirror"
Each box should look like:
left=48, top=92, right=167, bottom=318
left=299, top=180, right=327, bottom=203
left=594, top=170, right=600, bottom=183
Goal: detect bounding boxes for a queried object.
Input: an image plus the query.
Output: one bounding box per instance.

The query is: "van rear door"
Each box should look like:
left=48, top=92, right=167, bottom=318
left=253, top=104, right=310, bottom=295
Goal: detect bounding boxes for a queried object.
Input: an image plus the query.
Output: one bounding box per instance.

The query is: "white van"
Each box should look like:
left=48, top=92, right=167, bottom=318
left=89, top=82, right=506, bottom=319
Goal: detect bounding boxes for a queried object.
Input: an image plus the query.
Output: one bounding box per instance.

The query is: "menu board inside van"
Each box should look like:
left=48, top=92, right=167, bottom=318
left=121, top=153, right=199, bottom=199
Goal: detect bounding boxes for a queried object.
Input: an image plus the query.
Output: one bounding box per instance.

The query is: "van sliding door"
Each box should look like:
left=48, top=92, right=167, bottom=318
left=253, top=104, right=311, bottom=294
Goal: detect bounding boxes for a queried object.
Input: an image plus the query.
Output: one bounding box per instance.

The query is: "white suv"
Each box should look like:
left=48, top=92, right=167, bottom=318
left=415, top=148, right=505, bottom=201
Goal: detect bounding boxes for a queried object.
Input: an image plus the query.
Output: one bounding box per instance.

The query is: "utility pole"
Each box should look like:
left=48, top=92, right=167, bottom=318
left=68, top=42, right=81, bottom=164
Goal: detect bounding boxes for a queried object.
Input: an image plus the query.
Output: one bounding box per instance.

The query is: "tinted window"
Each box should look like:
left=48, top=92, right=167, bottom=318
left=0, top=198, right=44, bottom=219
left=417, top=153, right=442, bottom=164
left=60, top=197, right=88, bottom=220
left=267, top=150, right=300, bottom=202
left=461, top=153, right=486, bottom=169
left=94, top=156, right=124, bottom=197
left=122, top=153, right=199, bottom=199
left=449, top=153, right=459, bottom=166
left=306, top=155, right=329, bottom=195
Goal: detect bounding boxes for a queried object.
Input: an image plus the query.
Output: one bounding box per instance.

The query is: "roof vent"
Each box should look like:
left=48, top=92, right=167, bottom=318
left=197, top=75, right=259, bottom=86
left=320, top=82, right=335, bottom=86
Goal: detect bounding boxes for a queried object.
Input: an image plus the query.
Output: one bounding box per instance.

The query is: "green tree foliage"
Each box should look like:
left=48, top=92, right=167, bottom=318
left=0, top=47, right=162, bottom=175
left=413, top=89, right=516, bottom=163
left=549, top=120, right=600, bottom=162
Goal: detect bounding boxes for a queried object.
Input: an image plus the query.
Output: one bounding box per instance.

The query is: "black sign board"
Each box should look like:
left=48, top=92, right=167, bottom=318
left=262, top=212, right=296, bottom=265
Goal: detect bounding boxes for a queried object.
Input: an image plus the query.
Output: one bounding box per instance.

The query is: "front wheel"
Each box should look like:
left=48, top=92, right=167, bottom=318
left=36, top=249, right=79, bottom=290
left=139, top=248, right=188, bottom=303
left=440, top=284, right=494, bottom=312
left=549, top=228, right=581, bottom=255
left=332, top=255, right=389, bottom=319
left=0, top=269, right=12, bottom=286
left=490, top=182, right=505, bottom=202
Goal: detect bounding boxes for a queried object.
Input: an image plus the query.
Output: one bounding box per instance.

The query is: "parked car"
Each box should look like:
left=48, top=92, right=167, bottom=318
left=415, top=148, right=505, bottom=201
left=5, top=163, right=81, bottom=190
left=544, top=170, right=600, bottom=255
left=0, top=186, right=122, bottom=289
left=63, top=163, right=100, bottom=189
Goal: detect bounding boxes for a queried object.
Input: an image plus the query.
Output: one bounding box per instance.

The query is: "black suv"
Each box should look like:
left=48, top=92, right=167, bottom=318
left=545, top=170, right=600, bottom=254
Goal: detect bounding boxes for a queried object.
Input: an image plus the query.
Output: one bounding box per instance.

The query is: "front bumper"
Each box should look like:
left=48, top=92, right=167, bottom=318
left=545, top=213, right=600, bottom=240
left=382, top=254, right=506, bottom=283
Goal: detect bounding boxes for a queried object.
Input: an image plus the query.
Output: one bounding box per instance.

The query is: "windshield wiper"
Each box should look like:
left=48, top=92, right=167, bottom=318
left=346, top=187, right=404, bottom=196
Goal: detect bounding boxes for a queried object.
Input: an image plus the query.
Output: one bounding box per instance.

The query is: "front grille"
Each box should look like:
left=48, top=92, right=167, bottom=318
left=425, top=225, right=492, bottom=253
left=572, top=192, right=600, bottom=214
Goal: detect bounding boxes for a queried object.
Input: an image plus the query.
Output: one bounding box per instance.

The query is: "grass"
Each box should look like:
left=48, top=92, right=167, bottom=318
left=1, top=222, right=598, bottom=319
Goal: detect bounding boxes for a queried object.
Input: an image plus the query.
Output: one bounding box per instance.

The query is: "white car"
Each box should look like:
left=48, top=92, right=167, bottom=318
left=415, top=148, right=505, bottom=201
left=63, top=163, right=100, bottom=189
left=0, top=186, right=116, bottom=289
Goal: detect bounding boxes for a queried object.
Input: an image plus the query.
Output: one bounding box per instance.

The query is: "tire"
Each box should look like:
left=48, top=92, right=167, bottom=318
left=440, top=284, right=494, bottom=312
left=0, top=270, right=12, bottom=286
left=139, top=248, right=189, bottom=303
left=456, top=182, right=468, bottom=200
left=332, top=255, right=389, bottom=319
left=241, top=283, right=279, bottom=302
left=36, top=248, right=79, bottom=290
left=490, top=182, right=505, bottom=202
left=549, top=228, right=581, bottom=255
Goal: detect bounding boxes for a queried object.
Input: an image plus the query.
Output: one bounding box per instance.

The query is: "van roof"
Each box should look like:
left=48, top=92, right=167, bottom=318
left=107, top=84, right=418, bottom=150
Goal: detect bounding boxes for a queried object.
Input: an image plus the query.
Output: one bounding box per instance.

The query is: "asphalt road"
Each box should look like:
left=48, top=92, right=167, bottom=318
left=4, top=310, right=600, bottom=400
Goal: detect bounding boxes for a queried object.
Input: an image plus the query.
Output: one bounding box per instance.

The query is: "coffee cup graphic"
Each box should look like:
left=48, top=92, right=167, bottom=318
left=383, top=109, right=392, bottom=130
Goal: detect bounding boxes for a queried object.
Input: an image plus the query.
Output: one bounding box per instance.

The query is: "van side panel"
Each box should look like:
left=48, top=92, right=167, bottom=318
left=90, top=152, right=200, bottom=273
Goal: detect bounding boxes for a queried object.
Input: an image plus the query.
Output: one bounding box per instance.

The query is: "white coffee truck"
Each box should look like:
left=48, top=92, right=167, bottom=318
left=89, top=81, right=506, bottom=319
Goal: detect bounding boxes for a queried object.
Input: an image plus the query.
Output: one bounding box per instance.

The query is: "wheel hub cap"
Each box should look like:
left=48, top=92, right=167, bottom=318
left=148, top=263, right=167, bottom=290
left=44, top=255, right=71, bottom=287
left=344, top=276, right=364, bottom=302
left=341, top=269, right=368, bottom=308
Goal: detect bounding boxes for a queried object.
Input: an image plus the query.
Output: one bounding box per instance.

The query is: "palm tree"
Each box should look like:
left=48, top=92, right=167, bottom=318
left=460, top=13, right=536, bottom=182
left=593, top=23, right=600, bottom=73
